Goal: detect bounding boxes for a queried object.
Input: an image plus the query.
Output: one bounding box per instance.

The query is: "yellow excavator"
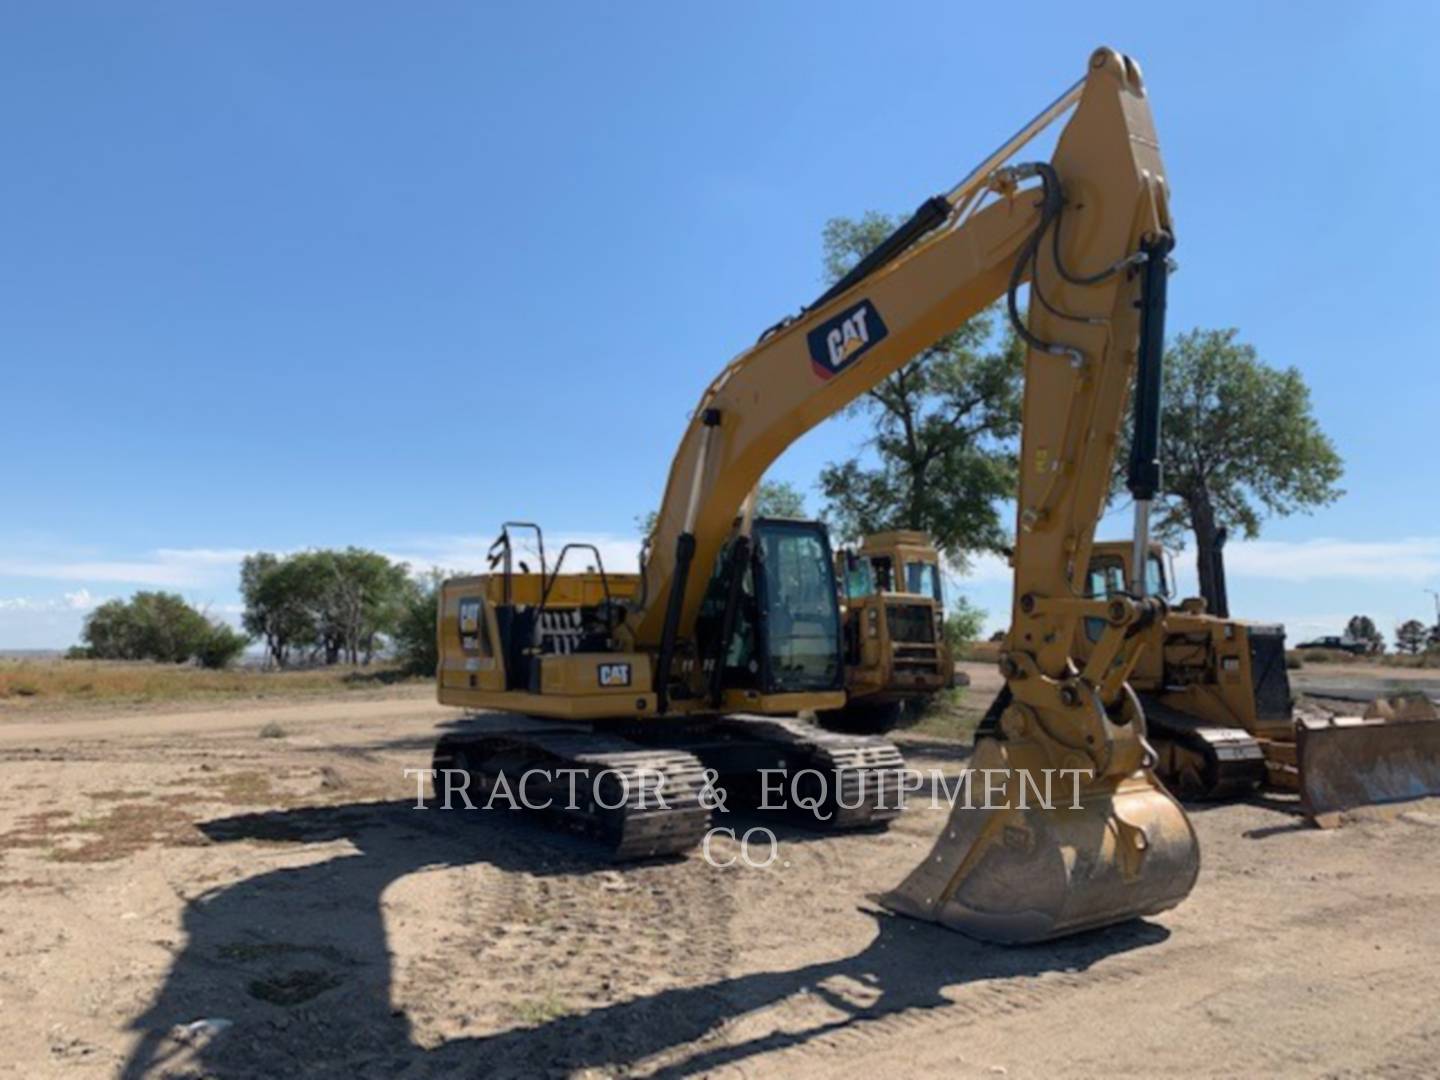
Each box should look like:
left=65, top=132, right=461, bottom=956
left=435, top=47, right=1199, bottom=943
left=824, top=531, right=956, bottom=732
left=1077, top=540, right=1440, bottom=821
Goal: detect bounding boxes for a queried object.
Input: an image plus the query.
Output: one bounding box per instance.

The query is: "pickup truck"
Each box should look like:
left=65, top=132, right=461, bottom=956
left=1294, top=635, right=1370, bottom=655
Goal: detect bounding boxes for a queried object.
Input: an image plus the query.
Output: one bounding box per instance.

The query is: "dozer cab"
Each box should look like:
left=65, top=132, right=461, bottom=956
left=823, top=531, right=956, bottom=732
left=1078, top=540, right=1440, bottom=823
left=433, top=47, right=1203, bottom=943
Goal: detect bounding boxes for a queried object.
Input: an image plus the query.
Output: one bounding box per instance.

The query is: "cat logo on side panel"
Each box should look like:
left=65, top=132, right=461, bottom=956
left=598, top=662, right=632, bottom=688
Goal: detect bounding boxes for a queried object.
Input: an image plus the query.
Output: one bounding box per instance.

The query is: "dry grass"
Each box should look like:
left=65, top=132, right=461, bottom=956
left=1380, top=651, right=1440, bottom=669
left=0, top=658, right=422, bottom=707
left=1285, top=649, right=1440, bottom=670
left=1289, top=648, right=1365, bottom=665
left=956, top=640, right=1002, bottom=664
left=908, top=687, right=985, bottom=743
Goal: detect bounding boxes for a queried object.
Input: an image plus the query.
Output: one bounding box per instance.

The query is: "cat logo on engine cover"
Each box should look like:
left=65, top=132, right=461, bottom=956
left=807, top=300, right=888, bottom=380
left=598, top=662, right=632, bottom=688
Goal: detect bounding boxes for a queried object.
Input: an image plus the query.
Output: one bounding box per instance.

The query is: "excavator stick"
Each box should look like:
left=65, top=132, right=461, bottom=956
left=878, top=46, right=1201, bottom=941
left=882, top=710, right=1199, bottom=943
left=1296, top=693, right=1440, bottom=826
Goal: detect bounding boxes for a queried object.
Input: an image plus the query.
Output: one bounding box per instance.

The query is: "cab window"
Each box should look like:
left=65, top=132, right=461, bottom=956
left=1146, top=553, right=1167, bottom=597
left=758, top=525, right=841, bottom=692
left=1086, top=559, right=1127, bottom=598
left=905, top=562, right=943, bottom=603
left=843, top=555, right=875, bottom=600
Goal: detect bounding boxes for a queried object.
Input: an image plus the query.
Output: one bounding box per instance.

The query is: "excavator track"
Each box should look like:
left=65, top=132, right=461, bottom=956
left=709, top=715, right=908, bottom=830
left=432, top=721, right=712, bottom=860
left=1141, top=696, right=1267, bottom=800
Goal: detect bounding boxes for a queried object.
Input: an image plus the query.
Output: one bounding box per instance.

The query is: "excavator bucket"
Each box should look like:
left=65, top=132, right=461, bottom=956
left=1297, top=693, right=1440, bottom=826
left=880, top=737, right=1199, bottom=944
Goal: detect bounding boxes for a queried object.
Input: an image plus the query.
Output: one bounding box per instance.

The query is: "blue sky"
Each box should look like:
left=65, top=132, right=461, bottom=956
left=4, top=2, right=1439, bottom=649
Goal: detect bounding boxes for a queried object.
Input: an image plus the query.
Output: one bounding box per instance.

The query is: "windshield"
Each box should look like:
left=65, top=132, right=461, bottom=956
left=905, top=561, right=943, bottom=602
left=1086, top=558, right=1126, bottom=598
left=757, top=524, right=841, bottom=692
left=843, top=555, right=875, bottom=600
left=1146, top=553, right=1167, bottom=597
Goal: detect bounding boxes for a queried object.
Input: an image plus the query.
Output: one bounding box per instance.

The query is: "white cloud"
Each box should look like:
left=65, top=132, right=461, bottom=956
left=1204, top=537, right=1440, bottom=584
left=0, top=548, right=249, bottom=588
left=386, top=533, right=645, bottom=578
left=0, top=590, right=108, bottom=613
left=948, top=551, right=1012, bottom=585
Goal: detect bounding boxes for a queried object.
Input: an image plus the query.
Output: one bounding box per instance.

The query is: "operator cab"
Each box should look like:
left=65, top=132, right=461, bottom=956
left=697, top=517, right=843, bottom=695
left=1086, top=547, right=1169, bottom=600
left=1084, top=544, right=1170, bottom=642
left=839, top=531, right=945, bottom=605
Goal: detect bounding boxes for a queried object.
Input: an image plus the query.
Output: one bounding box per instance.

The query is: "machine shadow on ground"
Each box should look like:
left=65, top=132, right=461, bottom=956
left=121, top=796, right=1170, bottom=1078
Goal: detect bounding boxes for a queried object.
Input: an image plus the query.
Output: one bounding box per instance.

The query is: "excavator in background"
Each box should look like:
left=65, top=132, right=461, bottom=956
left=434, top=46, right=1201, bottom=943
left=824, top=531, right=956, bottom=733
left=1078, top=540, right=1440, bottom=822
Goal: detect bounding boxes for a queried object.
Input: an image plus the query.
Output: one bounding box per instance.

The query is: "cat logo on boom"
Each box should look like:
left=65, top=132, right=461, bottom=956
left=806, top=300, right=889, bottom=380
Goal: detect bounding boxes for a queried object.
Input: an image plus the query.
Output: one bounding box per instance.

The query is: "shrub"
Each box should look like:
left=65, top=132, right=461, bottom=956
left=196, top=623, right=250, bottom=670
left=1381, top=649, right=1440, bottom=670
left=79, top=592, right=250, bottom=668
left=1294, top=648, right=1351, bottom=664
left=942, top=597, right=987, bottom=650
left=392, top=571, right=444, bottom=677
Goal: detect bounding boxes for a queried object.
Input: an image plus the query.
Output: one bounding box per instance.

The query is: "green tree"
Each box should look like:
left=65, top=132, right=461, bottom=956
left=816, top=213, right=1022, bottom=568
left=80, top=592, right=248, bottom=668
left=1344, top=615, right=1384, bottom=655
left=392, top=570, right=445, bottom=676
left=195, top=622, right=250, bottom=669
left=240, top=553, right=316, bottom=668
left=942, top=597, right=987, bottom=649
left=752, top=479, right=806, bottom=518
left=1116, top=328, right=1343, bottom=605
left=294, top=548, right=412, bottom=665
left=636, top=479, right=808, bottom=537
left=240, top=549, right=411, bottom=667
left=1396, top=619, right=1428, bottom=656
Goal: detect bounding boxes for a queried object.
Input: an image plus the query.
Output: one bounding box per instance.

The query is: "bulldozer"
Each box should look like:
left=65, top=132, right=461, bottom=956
left=1075, top=539, right=1440, bottom=823
left=433, top=46, right=1201, bottom=943
left=823, top=530, right=957, bottom=733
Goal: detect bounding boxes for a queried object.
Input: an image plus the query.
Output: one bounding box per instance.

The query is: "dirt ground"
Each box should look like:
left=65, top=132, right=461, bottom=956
left=1, top=666, right=1438, bottom=1079
left=1291, top=660, right=1440, bottom=706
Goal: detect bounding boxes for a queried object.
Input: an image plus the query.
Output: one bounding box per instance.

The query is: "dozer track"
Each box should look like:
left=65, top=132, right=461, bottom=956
left=1141, top=695, right=1268, bottom=800
left=707, top=715, right=908, bottom=830
left=432, top=720, right=712, bottom=860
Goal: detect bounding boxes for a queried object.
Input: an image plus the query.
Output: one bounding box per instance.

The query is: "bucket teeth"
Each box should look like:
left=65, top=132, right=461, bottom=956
left=879, top=738, right=1200, bottom=944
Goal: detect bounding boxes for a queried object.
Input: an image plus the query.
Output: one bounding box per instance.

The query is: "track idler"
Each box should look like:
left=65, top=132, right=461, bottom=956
left=881, top=685, right=1200, bottom=944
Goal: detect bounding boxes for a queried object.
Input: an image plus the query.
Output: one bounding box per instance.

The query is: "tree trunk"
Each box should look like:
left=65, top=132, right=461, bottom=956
left=1190, top=488, right=1221, bottom=613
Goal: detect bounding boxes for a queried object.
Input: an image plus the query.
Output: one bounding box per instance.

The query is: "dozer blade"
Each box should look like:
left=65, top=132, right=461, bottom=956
left=1297, top=696, right=1440, bottom=825
left=880, top=738, right=1199, bottom=944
